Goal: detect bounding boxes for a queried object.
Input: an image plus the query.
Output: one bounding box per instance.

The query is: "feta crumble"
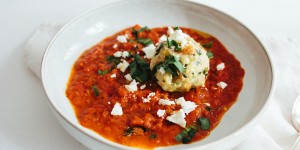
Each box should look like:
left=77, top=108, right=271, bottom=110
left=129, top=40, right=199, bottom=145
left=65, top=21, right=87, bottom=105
left=116, top=35, right=127, bottom=43
left=157, top=109, right=165, bottom=118
left=158, top=99, right=175, bottom=105
left=166, top=109, right=186, bottom=128
left=217, top=81, right=227, bottom=89
left=125, top=79, right=138, bottom=92
left=111, top=102, right=123, bottom=116
left=142, top=44, right=156, bottom=59
left=122, top=51, right=129, bottom=58
left=113, top=44, right=118, bottom=49
left=142, top=92, right=155, bottom=103
left=124, top=74, right=132, bottom=81
left=113, top=51, right=122, bottom=57
left=140, top=84, right=146, bottom=90
left=117, top=60, right=129, bottom=72
left=159, top=34, right=167, bottom=43
left=175, top=97, right=198, bottom=114
left=216, top=63, right=225, bottom=71
left=167, top=26, right=174, bottom=35
left=110, top=74, right=116, bottom=78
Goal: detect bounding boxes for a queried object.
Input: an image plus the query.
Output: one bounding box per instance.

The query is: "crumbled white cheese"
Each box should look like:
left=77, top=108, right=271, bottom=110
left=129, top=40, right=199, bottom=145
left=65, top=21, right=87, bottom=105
left=204, top=103, right=210, bottom=106
left=122, top=51, right=129, bottom=58
left=140, top=84, right=146, bottom=90
left=158, top=99, right=175, bottom=105
left=142, top=92, right=155, bottom=103
left=113, top=51, right=122, bottom=57
left=142, top=44, right=156, bottom=59
left=111, top=102, right=123, bottom=116
left=217, top=81, right=227, bottom=89
left=117, top=60, right=129, bottom=72
left=124, top=74, right=132, bottom=81
left=166, top=109, right=186, bottom=128
left=175, top=97, right=198, bottom=115
left=116, top=35, right=127, bottom=43
left=113, top=44, right=118, bottom=49
left=157, top=109, right=165, bottom=118
left=159, top=34, right=167, bottom=43
left=158, top=67, right=165, bottom=74
left=169, top=29, right=189, bottom=48
left=110, top=74, right=116, bottom=78
left=167, top=26, right=174, bottom=35
left=175, top=97, right=186, bottom=105
left=216, top=63, right=225, bottom=71
left=125, top=79, right=138, bottom=92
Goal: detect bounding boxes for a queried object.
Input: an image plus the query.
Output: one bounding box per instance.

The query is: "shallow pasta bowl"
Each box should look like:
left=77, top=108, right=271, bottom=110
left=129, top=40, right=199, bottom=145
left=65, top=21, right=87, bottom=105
left=41, top=0, right=274, bottom=149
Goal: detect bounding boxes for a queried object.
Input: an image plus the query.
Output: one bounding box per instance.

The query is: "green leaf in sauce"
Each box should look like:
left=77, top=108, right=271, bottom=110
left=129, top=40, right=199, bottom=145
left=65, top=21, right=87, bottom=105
left=149, top=133, right=157, bottom=139
left=175, top=125, right=198, bottom=144
left=129, top=55, right=151, bottom=83
left=91, top=85, right=100, bottom=96
left=205, top=106, right=213, bottom=111
left=131, top=26, right=150, bottom=39
left=197, top=117, right=210, bottom=130
left=206, top=51, right=214, bottom=59
left=201, top=41, right=213, bottom=49
left=97, top=70, right=108, bottom=75
left=137, top=38, right=153, bottom=46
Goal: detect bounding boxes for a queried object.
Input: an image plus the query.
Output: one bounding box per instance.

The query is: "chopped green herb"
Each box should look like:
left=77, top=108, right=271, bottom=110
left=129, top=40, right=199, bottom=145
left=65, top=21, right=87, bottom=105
left=129, top=55, right=151, bottom=83
left=153, top=55, right=185, bottom=76
left=123, top=127, right=133, bottom=136
left=175, top=126, right=198, bottom=144
left=91, top=85, right=100, bottom=96
left=166, top=38, right=181, bottom=51
left=137, top=38, right=153, bottom=46
left=205, top=106, right=212, bottom=111
left=149, top=133, right=157, bottom=139
left=197, top=117, right=210, bottom=130
left=131, top=26, right=150, bottom=39
left=206, top=51, right=214, bottom=59
left=106, top=56, right=121, bottom=64
left=203, top=67, right=209, bottom=75
left=155, top=43, right=164, bottom=56
left=174, top=27, right=180, bottom=30
left=202, top=41, right=213, bottom=49
left=128, top=39, right=134, bottom=43
left=97, top=70, right=108, bottom=75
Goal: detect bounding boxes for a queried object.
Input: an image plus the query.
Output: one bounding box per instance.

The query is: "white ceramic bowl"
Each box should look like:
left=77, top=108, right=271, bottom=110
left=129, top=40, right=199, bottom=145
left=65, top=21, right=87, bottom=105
left=41, top=0, right=274, bottom=149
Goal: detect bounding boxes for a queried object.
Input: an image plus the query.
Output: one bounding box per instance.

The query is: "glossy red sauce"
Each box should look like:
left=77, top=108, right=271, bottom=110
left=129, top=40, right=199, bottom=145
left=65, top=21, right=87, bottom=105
left=66, top=25, right=245, bottom=148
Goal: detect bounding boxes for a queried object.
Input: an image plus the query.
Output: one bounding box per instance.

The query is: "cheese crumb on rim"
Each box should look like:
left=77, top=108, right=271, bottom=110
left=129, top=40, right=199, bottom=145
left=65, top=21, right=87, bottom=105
left=142, top=44, right=156, bottom=59
left=217, top=81, right=227, bottom=89
left=216, top=63, right=225, bottom=71
left=166, top=109, right=186, bottom=128
left=157, top=109, right=165, bottom=118
left=158, top=99, right=175, bottom=105
left=111, top=102, right=123, bottom=116
left=116, top=35, right=127, bottom=43
left=125, top=79, right=139, bottom=92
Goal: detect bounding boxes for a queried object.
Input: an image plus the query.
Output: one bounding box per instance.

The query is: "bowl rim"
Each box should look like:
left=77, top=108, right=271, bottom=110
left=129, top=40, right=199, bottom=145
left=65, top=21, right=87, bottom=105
left=41, top=0, right=276, bottom=149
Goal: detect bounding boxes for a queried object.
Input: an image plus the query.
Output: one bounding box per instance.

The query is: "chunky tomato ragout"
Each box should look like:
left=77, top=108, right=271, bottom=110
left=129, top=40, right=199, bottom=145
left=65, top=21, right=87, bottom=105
left=66, top=25, right=245, bottom=148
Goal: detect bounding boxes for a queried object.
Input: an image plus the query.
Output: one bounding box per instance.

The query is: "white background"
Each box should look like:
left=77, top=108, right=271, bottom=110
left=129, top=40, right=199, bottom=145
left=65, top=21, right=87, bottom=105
left=1, top=0, right=300, bottom=149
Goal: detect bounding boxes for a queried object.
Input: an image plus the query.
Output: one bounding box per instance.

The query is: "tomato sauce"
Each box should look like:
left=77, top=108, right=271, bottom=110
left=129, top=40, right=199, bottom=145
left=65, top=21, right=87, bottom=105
left=66, top=25, right=245, bottom=148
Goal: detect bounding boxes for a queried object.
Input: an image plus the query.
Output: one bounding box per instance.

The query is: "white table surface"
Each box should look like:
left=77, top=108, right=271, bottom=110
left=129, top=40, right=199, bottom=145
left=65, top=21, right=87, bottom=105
left=1, top=0, right=300, bottom=149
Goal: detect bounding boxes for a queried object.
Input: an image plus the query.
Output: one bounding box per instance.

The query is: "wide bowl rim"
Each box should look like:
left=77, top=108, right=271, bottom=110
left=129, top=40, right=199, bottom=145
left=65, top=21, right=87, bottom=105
left=41, top=0, right=275, bottom=149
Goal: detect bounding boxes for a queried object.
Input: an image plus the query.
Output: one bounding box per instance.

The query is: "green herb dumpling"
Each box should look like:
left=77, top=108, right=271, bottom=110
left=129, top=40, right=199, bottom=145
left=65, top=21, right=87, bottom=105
left=150, top=27, right=210, bottom=92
